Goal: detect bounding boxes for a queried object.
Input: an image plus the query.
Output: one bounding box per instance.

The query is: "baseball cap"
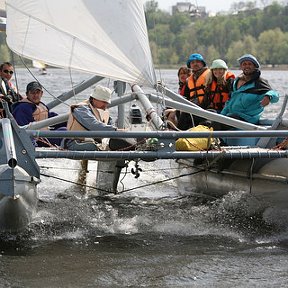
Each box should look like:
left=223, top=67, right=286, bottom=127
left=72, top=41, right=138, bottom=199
left=26, top=81, right=43, bottom=93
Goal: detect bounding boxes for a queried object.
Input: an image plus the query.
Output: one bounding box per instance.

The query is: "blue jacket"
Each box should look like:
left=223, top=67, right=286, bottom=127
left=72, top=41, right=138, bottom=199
left=12, top=101, right=58, bottom=126
left=221, top=72, right=279, bottom=124
left=11, top=101, right=66, bottom=147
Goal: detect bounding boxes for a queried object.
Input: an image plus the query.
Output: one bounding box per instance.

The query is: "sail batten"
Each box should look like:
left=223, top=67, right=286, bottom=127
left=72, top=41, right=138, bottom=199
left=6, top=0, right=156, bottom=87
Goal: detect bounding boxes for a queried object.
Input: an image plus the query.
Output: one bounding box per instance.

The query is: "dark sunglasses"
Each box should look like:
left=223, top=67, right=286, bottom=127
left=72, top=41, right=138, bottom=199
left=3, top=70, right=14, bottom=75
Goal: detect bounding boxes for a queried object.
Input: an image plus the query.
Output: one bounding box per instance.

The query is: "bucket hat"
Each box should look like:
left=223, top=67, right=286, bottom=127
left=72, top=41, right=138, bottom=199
left=90, top=85, right=112, bottom=104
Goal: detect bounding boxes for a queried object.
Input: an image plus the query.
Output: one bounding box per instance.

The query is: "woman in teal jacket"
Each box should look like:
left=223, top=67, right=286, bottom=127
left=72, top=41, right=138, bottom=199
left=221, top=54, right=279, bottom=124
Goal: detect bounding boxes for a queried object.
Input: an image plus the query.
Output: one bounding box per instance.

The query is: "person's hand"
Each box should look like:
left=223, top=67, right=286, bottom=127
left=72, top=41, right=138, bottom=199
left=261, top=95, right=270, bottom=107
left=0, top=108, right=4, bottom=118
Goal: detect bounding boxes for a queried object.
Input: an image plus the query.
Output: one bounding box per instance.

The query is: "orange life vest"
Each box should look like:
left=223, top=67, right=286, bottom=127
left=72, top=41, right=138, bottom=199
left=207, top=71, right=235, bottom=112
left=186, top=69, right=210, bottom=107
left=20, top=99, right=49, bottom=129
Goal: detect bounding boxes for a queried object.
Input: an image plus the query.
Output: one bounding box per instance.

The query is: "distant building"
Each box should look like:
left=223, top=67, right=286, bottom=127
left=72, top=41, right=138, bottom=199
left=172, top=2, right=207, bottom=18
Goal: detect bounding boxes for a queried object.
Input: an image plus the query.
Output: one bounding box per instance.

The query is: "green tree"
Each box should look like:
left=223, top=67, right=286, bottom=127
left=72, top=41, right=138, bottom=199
left=257, top=28, right=287, bottom=65
left=169, top=13, right=191, bottom=34
left=147, top=1, right=288, bottom=65
left=149, top=24, right=175, bottom=47
left=226, top=35, right=257, bottom=66
left=145, top=0, right=158, bottom=13
left=206, top=45, right=220, bottom=66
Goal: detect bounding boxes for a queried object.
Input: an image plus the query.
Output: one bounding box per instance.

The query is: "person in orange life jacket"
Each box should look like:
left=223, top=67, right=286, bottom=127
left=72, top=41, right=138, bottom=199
left=0, top=62, right=22, bottom=117
left=12, top=81, right=66, bottom=147
left=64, top=85, right=118, bottom=151
left=164, top=66, right=191, bottom=128
left=177, top=53, right=210, bottom=130
left=204, top=59, right=235, bottom=113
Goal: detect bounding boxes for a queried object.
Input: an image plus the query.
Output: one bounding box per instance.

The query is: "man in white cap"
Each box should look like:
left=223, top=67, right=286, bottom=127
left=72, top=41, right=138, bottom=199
left=65, top=85, right=117, bottom=150
left=221, top=54, right=279, bottom=124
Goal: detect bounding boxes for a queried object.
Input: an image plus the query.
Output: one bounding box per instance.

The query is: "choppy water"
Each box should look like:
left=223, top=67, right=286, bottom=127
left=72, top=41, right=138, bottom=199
left=1, top=68, right=288, bottom=287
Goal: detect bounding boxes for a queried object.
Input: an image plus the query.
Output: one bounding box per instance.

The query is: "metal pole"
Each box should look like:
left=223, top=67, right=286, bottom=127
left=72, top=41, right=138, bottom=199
left=156, top=83, right=198, bottom=107
left=114, top=81, right=126, bottom=128
left=35, top=149, right=288, bottom=160
left=27, top=113, right=69, bottom=130
left=26, top=129, right=288, bottom=139
left=257, top=94, right=288, bottom=148
left=46, top=75, right=104, bottom=109
left=148, top=93, right=266, bottom=131
left=1, top=118, right=17, bottom=168
left=132, top=84, right=164, bottom=130
left=25, top=94, right=137, bottom=130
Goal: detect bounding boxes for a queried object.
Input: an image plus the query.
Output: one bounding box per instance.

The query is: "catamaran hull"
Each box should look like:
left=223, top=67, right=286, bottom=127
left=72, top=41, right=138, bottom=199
left=0, top=164, right=39, bottom=232
left=176, top=158, right=288, bottom=211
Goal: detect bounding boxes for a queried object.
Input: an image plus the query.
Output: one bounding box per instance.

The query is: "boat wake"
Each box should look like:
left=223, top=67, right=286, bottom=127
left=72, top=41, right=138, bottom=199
left=1, top=189, right=287, bottom=244
left=209, top=190, right=288, bottom=237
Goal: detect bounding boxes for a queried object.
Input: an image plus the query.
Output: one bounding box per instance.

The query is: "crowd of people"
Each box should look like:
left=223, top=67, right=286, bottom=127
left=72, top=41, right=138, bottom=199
left=166, top=53, right=279, bottom=131
left=0, top=63, right=129, bottom=150
left=0, top=53, right=279, bottom=150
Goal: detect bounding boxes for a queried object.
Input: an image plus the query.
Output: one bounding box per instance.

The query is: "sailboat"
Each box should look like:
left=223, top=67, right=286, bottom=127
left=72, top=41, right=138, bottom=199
left=0, top=0, right=287, bottom=232
left=32, top=60, right=47, bottom=75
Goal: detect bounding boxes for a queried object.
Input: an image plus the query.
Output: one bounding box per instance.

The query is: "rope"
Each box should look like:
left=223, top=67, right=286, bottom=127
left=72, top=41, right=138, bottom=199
left=40, top=168, right=205, bottom=195
left=116, top=168, right=206, bottom=194
left=39, top=163, right=210, bottom=196
left=273, top=137, right=288, bottom=150
left=118, top=161, right=130, bottom=191
left=36, top=137, right=56, bottom=148
left=40, top=172, right=111, bottom=194
left=18, top=56, right=69, bottom=107
left=10, top=52, right=20, bottom=95
left=39, top=151, right=227, bottom=199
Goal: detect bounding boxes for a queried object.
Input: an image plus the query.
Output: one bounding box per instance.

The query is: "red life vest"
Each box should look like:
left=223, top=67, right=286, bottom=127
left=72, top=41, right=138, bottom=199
left=207, top=71, right=235, bottom=112
left=178, top=82, right=186, bottom=96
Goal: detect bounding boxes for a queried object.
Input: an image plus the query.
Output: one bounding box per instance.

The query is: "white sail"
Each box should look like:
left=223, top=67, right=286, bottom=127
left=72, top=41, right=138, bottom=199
left=5, top=0, right=156, bottom=87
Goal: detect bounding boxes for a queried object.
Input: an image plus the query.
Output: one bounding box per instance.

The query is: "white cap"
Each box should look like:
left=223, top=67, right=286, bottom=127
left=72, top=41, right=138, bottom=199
left=90, top=85, right=112, bottom=104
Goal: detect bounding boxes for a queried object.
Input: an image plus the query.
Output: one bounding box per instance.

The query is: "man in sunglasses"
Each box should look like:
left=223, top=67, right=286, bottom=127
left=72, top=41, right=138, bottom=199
left=0, top=62, right=21, bottom=117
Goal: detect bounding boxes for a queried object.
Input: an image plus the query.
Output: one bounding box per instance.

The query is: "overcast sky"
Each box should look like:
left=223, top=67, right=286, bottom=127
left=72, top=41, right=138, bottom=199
left=156, top=0, right=235, bottom=13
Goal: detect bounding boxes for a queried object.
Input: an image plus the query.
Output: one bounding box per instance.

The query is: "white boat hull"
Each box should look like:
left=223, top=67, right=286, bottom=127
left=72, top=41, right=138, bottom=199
left=0, top=165, right=39, bottom=232
left=176, top=158, right=288, bottom=211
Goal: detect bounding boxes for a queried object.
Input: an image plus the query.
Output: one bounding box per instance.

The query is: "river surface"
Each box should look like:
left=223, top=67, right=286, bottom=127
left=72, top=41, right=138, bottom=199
left=1, top=68, right=288, bottom=287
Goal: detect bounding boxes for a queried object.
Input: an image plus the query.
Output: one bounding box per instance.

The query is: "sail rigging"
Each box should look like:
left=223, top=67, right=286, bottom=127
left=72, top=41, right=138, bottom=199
left=5, top=0, right=156, bottom=87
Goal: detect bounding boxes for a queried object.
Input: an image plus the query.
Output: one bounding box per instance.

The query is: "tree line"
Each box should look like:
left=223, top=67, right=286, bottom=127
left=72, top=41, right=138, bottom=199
left=0, top=1, right=287, bottom=67
left=145, top=1, right=288, bottom=67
